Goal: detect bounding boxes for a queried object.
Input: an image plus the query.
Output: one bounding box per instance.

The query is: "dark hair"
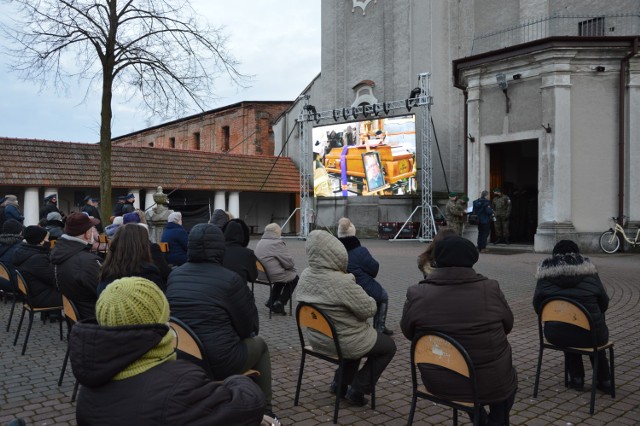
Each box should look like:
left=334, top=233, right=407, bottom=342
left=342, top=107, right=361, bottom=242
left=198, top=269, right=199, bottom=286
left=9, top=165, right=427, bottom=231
left=552, top=239, right=580, bottom=255
left=99, top=224, right=153, bottom=282
left=417, top=227, right=457, bottom=275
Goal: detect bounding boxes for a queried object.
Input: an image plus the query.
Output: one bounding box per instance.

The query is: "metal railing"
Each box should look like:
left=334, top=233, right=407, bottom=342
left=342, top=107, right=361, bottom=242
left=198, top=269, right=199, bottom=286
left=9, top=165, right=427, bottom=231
left=471, top=13, right=640, bottom=56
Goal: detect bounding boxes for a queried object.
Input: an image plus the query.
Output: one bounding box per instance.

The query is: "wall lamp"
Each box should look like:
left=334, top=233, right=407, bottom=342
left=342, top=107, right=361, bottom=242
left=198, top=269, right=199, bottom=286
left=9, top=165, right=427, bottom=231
left=467, top=133, right=475, bottom=143
left=542, top=123, right=552, bottom=133
left=496, top=72, right=510, bottom=114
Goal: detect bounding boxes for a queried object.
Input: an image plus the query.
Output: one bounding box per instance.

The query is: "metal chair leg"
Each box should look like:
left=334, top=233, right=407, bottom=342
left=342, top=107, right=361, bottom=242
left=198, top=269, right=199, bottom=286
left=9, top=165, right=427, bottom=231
left=533, top=346, right=543, bottom=397
left=13, top=308, right=26, bottom=345
left=293, top=352, right=305, bottom=406
left=58, top=345, right=70, bottom=386
left=71, top=380, right=79, bottom=402
left=6, top=297, right=17, bottom=332
left=609, top=347, right=615, bottom=398
left=21, top=311, right=35, bottom=355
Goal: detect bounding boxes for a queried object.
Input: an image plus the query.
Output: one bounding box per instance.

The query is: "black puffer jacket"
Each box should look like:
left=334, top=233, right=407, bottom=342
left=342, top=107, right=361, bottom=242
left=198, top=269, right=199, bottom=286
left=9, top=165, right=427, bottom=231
left=533, top=253, right=609, bottom=345
left=11, top=243, right=62, bottom=308
left=49, top=236, right=102, bottom=320
left=166, top=224, right=259, bottom=380
left=71, top=320, right=265, bottom=426
left=222, top=219, right=258, bottom=283
left=0, top=234, right=24, bottom=293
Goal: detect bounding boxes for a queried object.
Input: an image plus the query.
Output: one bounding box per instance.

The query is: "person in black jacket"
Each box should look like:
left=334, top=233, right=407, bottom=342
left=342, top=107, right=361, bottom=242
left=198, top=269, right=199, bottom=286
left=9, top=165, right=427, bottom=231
left=71, top=276, right=265, bottom=425
left=472, top=190, right=494, bottom=253
left=11, top=226, right=62, bottom=308
left=80, top=196, right=103, bottom=234
left=44, top=212, right=65, bottom=241
left=166, top=224, right=275, bottom=418
left=533, top=240, right=612, bottom=393
left=222, top=219, right=258, bottom=283
left=123, top=210, right=172, bottom=282
left=0, top=219, right=24, bottom=294
left=39, top=194, right=62, bottom=221
left=49, top=212, right=102, bottom=320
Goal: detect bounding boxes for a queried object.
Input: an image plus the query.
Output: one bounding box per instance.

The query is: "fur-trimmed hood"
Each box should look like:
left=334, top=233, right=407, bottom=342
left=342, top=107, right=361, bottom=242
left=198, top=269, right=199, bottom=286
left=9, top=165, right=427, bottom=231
left=535, top=253, right=598, bottom=282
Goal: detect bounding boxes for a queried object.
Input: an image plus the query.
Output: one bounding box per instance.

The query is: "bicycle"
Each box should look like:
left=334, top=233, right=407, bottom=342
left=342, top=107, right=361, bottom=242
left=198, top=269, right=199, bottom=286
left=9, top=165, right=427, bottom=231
left=599, top=216, right=640, bottom=253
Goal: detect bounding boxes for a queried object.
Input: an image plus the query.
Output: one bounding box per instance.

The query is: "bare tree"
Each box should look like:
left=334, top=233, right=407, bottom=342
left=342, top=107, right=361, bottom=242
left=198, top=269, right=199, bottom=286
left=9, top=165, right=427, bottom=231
left=2, top=0, right=243, bottom=220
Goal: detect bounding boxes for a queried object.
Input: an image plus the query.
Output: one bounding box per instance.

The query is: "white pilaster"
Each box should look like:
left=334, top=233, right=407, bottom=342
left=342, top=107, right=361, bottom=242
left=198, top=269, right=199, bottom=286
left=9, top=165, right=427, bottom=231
left=24, top=187, right=40, bottom=226
left=128, top=189, right=141, bottom=210
left=228, top=192, right=240, bottom=218
left=144, top=189, right=156, bottom=213
left=628, top=59, right=640, bottom=225
left=466, top=75, right=482, bottom=199
left=214, top=191, right=226, bottom=211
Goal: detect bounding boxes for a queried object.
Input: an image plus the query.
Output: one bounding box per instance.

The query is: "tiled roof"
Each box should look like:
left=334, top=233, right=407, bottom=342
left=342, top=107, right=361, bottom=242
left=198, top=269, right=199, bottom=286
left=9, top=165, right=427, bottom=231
left=0, top=137, right=300, bottom=193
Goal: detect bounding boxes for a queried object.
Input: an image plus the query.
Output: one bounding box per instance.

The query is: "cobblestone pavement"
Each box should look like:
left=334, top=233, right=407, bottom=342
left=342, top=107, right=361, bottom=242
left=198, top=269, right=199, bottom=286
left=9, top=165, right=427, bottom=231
left=1, top=239, right=639, bottom=425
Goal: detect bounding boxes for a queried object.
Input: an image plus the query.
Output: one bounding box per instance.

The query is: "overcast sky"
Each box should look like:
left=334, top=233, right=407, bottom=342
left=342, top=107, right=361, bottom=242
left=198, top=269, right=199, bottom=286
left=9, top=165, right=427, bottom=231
left=0, top=1, right=321, bottom=143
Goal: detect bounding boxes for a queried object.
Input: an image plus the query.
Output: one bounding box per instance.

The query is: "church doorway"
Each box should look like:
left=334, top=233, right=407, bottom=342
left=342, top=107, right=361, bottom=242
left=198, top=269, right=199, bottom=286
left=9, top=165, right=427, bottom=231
left=489, top=140, right=538, bottom=244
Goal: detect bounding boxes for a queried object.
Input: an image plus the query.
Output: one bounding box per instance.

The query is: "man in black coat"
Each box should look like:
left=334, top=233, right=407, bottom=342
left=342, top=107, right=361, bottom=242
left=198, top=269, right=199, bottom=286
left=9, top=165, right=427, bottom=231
left=166, top=223, right=275, bottom=417
left=49, top=212, right=102, bottom=320
left=222, top=219, right=258, bottom=283
left=39, top=194, right=61, bottom=220
left=81, top=196, right=103, bottom=233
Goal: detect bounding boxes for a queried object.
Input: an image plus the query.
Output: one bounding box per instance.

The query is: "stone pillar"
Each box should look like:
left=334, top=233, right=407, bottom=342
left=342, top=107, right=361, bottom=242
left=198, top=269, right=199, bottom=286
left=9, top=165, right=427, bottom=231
left=23, top=187, right=40, bottom=226
left=627, top=59, right=640, bottom=228
left=128, top=189, right=141, bottom=210
left=214, top=191, right=226, bottom=211
left=144, top=189, right=156, bottom=213
left=146, top=186, right=172, bottom=244
left=228, top=192, right=240, bottom=219
left=464, top=74, right=482, bottom=243
left=535, top=57, right=577, bottom=252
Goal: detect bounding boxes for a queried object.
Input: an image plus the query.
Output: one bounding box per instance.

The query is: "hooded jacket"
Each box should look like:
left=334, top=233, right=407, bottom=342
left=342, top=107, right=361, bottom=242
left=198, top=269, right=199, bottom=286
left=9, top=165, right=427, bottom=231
left=161, top=221, right=188, bottom=266
left=222, top=219, right=258, bottom=283
left=70, top=320, right=265, bottom=426
left=0, top=233, right=25, bottom=293
left=295, top=230, right=378, bottom=359
left=254, top=227, right=297, bottom=283
left=11, top=243, right=62, bottom=308
left=401, top=267, right=517, bottom=404
left=533, top=253, right=609, bottom=345
left=49, top=236, right=102, bottom=320
left=338, top=235, right=387, bottom=303
left=166, top=224, right=259, bottom=379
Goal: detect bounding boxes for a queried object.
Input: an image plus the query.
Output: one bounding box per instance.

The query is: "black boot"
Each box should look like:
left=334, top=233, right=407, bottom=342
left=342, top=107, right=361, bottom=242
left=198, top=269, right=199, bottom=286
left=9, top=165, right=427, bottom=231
left=374, top=302, right=393, bottom=335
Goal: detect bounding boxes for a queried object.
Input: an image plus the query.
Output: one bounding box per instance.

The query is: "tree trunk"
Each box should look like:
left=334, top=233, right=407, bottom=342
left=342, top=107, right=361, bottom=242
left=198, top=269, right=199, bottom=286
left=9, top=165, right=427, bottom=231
left=99, top=70, right=114, bottom=225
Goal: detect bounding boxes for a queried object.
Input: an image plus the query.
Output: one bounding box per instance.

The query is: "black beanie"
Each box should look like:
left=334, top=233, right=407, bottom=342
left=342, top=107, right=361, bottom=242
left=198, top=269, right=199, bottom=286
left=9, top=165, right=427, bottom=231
left=434, top=236, right=479, bottom=268
left=23, top=226, right=48, bottom=245
left=552, top=240, right=580, bottom=255
left=2, top=219, right=23, bottom=235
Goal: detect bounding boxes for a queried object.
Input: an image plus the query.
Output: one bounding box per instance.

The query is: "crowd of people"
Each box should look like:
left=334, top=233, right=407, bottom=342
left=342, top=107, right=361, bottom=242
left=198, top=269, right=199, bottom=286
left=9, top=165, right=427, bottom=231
left=0, top=192, right=613, bottom=426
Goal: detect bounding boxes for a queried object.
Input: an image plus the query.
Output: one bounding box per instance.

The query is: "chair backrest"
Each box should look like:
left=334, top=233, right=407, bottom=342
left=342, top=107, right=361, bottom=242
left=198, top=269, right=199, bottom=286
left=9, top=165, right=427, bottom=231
left=0, top=261, right=12, bottom=283
left=296, top=302, right=342, bottom=358
left=540, top=297, right=591, bottom=331
left=255, top=259, right=272, bottom=283
left=412, top=331, right=472, bottom=378
left=168, top=316, right=213, bottom=378
left=158, top=242, right=169, bottom=253
left=14, top=270, right=30, bottom=299
left=62, top=295, right=79, bottom=325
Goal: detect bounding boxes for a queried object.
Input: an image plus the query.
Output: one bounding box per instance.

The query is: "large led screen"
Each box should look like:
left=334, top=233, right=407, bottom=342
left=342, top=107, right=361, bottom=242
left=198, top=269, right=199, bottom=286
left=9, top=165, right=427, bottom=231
left=312, top=114, right=417, bottom=197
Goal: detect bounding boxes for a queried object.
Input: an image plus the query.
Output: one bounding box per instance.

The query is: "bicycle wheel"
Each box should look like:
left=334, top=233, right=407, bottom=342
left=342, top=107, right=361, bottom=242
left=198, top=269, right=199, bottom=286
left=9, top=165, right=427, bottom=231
left=599, top=230, right=620, bottom=253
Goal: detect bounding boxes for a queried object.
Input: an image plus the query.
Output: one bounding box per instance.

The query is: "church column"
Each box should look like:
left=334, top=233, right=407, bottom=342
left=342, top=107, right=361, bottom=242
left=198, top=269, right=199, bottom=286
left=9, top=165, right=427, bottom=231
left=466, top=74, right=482, bottom=199
left=214, top=191, right=226, bottom=211
left=228, top=192, right=240, bottom=219
left=627, top=59, right=640, bottom=227
left=23, top=187, right=40, bottom=226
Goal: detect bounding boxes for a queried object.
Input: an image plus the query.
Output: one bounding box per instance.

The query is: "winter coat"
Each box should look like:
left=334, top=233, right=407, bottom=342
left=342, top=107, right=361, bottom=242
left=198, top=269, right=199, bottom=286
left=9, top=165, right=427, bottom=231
left=104, top=223, right=121, bottom=238
left=81, top=204, right=103, bottom=233
left=533, top=253, right=609, bottom=346
left=166, top=224, right=259, bottom=380
left=4, top=204, right=24, bottom=223
left=39, top=202, right=60, bottom=220
left=338, top=236, right=387, bottom=303
left=45, top=219, right=65, bottom=240
left=254, top=229, right=297, bottom=283
left=472, top=197, right=493, bottom=224
left=222, top=220, right=258, bottom=283
left=70, top=320, right=265, bottom=426
left=150, top=242, right=172, bottom=283
left=97, top=262, right=165, bottom=296
left=161, top=221, right=189, bottom=266
left=492, top=194, right=512, bottom=218
left=49, top=236, right=102, bottom=320
left=121, top=202, right=135, bottom=215
left=296, top=230, right=378, bottom=359
left=401, top=266, right=517, bottom=404
left=445, top=199, right=464, bottom=225
left=0, top=234, right=24, bottom=293
left=11, top=243, right=62, bottom=308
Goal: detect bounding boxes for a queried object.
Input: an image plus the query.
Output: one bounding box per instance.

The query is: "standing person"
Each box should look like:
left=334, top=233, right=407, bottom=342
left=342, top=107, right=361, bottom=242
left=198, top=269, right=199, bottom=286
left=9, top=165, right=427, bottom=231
left=473, top=190, right=494, bottom=253
left=3, top=195, right=24, bottom=224
left=49, top=212, right=102, bottom=320
left=40, top=194, right=61, bottom=220
left=70, top=277, right=266, bottom=425
left=458, top=195, right=470, bottom=234
left=0, top=196, right=7, bottom=230
left=295, top=230, right=397, bottom=406
left=0, top=219, right=25, bottom=294
left=121, top=193, right=136, bottom=215
left=445, top=192, right=464, bottom=236
left=337, top=217, right=393, bottom=335
left=254, top=223, right=298, bottom=315
left=81, top=196, right=103, bottom=233
left=11, top=226, right=62, bottom=309
left=166, top=224, right=277, bottom=420
left=97, top=223, right=165, bottom=296
left=401, top=236, right=517, bottom=425
left=492, top=188, right=512, bottom=245
left=112, top=196, right=126, bottom=217
left=533, top=240, right=612, bottom=393
left=222, top=218, right=258, bottom=283
left=161, top=211, right=188, bottom=266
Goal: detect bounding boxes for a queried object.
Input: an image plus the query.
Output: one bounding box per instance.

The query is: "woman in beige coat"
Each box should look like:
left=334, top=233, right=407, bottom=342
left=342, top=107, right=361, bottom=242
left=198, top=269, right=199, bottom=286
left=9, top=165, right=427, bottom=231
left=295, top=230, right=396, bottom=406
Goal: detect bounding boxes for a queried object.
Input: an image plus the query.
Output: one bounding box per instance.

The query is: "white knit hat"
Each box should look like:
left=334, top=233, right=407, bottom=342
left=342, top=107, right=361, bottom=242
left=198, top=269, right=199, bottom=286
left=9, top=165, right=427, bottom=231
left=337, top=217, right=356, bottom=238
left=167, top=211, right=182, bottom=223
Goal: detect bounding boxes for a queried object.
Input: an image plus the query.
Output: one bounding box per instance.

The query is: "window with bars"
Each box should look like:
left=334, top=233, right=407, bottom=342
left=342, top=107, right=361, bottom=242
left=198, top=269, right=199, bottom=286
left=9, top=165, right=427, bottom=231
left=579, top=17, right=605, bottom=36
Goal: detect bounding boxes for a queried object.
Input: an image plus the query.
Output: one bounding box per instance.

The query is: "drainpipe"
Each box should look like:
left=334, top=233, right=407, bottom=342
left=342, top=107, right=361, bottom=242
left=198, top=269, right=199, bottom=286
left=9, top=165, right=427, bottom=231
left=618, top=38, right=639, bottom=227
left=463, top=90, right=469, bottom=196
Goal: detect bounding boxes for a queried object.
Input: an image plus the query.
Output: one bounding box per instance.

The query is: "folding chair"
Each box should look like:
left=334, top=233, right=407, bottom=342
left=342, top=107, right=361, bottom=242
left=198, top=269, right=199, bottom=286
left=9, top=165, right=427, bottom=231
left=533, top=297, right=615, bottom=414
left=169, top=316, right=259, bottom=380
left=58, top=295, right=80, bottom=402
left=158, top=242, right=170, bottom=253
left=96, top=234, right=109, bottom=254
left=294, top=302, right=375, bottom=424
left=1, top=261, right=19, bottom=331
left=13, top=270, right=63, bottom=355
left=254, top=259, right=292, bottom=318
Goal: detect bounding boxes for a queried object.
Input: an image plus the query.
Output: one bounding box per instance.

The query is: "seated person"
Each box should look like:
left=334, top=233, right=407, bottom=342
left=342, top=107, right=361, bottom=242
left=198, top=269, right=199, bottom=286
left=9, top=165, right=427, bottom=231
left=254, top=223, right=298, bottom=315
left=401, top=236, right=517, bottom=425
left=124, top=210, right=172, bottom=282
left=533, top=240, right=612, bottom=393
left=70, top=277, right=265, bottom=425
left=222, top=219, right=258, bottom=283
left=166, top=224, right=276, bottom=419
left=0, top=219, right=24, bottom=293
left=296, top=230, right=397, bottom=406
left=161, top=211, right=188, bottom=266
